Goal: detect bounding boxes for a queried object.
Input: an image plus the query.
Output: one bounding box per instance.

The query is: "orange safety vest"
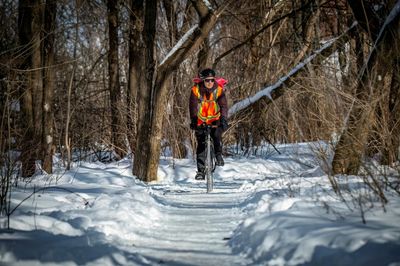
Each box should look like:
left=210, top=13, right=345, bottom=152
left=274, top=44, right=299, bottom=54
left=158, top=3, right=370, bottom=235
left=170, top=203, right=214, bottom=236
left=192, top=84, right=223, bottom=125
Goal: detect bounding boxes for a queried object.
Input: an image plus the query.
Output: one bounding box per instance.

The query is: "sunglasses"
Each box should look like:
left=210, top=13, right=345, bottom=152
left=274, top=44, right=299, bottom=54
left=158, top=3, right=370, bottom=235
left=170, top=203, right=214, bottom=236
left=204, top=79, right=215, bottom=83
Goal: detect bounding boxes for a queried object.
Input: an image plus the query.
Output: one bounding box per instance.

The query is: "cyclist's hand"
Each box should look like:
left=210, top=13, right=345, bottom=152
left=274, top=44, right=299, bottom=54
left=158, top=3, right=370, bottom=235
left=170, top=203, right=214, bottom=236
left=190, top=117, right=198, bottom=130
left=220, top=117, right=229, bottom=132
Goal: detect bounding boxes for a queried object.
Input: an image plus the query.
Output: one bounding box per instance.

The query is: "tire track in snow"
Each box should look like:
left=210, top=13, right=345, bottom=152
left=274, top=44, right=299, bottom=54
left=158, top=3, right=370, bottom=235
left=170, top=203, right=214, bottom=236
left=134, top=180, right=254, bottom=265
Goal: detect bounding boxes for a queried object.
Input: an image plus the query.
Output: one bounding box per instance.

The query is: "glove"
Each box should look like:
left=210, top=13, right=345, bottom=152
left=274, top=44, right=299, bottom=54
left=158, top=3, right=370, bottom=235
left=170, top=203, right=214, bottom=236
left=220, top=117, right=229, bottom=132
left=190, top=117, right=198, bottom=130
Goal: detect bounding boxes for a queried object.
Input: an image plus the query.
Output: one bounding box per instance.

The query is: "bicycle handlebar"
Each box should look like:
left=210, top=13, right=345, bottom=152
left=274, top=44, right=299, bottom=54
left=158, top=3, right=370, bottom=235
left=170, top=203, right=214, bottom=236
left=198, top=123, right=218, bottom=129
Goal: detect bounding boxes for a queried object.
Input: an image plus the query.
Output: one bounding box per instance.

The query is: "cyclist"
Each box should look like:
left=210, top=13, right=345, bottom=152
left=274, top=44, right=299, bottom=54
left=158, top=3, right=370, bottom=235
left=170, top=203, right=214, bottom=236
left=189, top=68, right=229, bottom=180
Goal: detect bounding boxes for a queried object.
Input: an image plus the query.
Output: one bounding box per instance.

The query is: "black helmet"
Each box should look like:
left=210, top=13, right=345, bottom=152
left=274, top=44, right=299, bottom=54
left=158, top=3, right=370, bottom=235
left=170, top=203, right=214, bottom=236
left=199, top=68, right=215, bottom=79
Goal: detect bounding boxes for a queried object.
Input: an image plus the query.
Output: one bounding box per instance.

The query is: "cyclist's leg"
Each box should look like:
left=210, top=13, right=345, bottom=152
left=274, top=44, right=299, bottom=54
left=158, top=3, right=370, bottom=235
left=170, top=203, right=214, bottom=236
left=211, top=127, right=222, bottom=153
left=212, top=127, right=224, bottom=166
left=195, top=129, right=207, bottom=174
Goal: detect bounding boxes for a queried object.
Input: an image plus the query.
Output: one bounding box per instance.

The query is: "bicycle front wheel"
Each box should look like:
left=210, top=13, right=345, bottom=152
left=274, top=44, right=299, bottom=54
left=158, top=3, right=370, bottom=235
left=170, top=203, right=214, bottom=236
left=206, top=133, right=213, bottom=193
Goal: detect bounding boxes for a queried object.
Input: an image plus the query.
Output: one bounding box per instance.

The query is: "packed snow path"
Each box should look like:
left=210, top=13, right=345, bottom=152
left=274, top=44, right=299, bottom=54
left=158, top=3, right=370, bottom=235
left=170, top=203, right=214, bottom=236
left=141, top=181, right=252, bottom=265
left=2, top=158, right=258, bottom=265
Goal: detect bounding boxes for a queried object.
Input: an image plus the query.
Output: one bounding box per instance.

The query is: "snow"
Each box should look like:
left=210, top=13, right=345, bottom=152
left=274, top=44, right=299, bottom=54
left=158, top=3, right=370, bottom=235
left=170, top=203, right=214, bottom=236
left=1, top=143, right=400, bottom=265
left=159, top=25, right=198, bottom=67
left=202, top=0, right=213, bottom=11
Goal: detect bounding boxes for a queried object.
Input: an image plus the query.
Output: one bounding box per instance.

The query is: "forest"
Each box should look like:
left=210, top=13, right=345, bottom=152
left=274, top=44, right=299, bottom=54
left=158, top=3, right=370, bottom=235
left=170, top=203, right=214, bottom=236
left=0, top=1, right=400, bottom=264
left=0, top=0, right=399, bottom=191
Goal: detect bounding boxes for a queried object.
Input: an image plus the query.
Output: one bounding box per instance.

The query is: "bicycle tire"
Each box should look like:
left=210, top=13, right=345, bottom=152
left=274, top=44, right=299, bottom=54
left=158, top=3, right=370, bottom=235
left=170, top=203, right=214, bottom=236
left=211, top=143, right=216, bottom=173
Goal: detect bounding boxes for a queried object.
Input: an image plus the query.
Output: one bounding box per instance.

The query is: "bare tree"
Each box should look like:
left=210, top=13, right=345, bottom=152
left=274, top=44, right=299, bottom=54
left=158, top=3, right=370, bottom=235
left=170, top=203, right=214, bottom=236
left=133, top=0, right=229, bottom=181
left=42, top=0, right=56, bottom=173
left=332, top=0, right=400, bottom=174
left=18, top=0, right=44, bottom=177
left=107, top=0, right=126, bottom=159
left=127, top=0, right=145, bottom=155
left=15, top=0, right=57, bottom=176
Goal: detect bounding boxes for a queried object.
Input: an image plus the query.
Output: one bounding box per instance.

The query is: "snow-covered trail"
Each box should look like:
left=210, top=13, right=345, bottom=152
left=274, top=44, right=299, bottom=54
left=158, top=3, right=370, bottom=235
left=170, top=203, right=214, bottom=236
left=137, top=180, right=252, bottom=265
left=3, top=144, right=400, bottom=265
left=1, top=157, right=262, bottom=265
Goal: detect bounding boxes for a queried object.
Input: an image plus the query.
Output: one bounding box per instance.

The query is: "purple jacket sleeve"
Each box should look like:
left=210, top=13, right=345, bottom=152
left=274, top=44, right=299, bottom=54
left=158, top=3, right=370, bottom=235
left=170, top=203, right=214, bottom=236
left=189, top=88, right=198, bottom=119
left=217, top=90, right=228, bottom=119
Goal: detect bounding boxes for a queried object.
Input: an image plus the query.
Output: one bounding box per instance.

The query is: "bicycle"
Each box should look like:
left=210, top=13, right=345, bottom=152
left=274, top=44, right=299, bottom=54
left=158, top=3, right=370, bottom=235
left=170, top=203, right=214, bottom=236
left=202, top=124, right=217, bottom=193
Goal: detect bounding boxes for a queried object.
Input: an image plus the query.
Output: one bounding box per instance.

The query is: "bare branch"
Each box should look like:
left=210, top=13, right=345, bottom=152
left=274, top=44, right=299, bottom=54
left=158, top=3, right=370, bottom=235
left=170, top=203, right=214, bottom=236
left=228, top=23, right=358, bottom=118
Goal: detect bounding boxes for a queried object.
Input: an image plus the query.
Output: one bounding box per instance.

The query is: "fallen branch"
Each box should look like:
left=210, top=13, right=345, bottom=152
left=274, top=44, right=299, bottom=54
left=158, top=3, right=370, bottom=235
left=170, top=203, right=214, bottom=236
left=228, top=23, right=358, bottom=118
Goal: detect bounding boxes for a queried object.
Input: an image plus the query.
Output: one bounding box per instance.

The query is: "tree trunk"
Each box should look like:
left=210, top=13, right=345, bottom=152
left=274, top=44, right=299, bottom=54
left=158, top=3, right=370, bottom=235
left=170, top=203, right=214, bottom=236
left=190, top=0, right=217, bottom=71
left=133, top=0, right=157, bottom=181
left=107, top=0, right=125, bottom=159
left=197, top=38, right=210, bottom=69
left=64, top=2, right=80, bottom=171
left=385, top=62, right=400, bottom=164
left=376, top=68, right=399, bottom=165
left=127, top=0, right=145, bottom=155
left=42, top=0, right=56, bottom=173
left=18, top=0, right=43, bottom=177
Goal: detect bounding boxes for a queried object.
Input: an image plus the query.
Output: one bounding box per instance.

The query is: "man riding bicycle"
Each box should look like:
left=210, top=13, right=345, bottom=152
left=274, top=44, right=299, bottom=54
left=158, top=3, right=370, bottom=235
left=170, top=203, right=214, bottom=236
left=189, top=68, right=229, bottom=180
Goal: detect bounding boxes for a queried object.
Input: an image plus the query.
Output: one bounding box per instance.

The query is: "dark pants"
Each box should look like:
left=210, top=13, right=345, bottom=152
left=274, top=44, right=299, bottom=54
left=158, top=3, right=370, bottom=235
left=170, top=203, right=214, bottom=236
left=195, top=127, right=223, bottom=172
